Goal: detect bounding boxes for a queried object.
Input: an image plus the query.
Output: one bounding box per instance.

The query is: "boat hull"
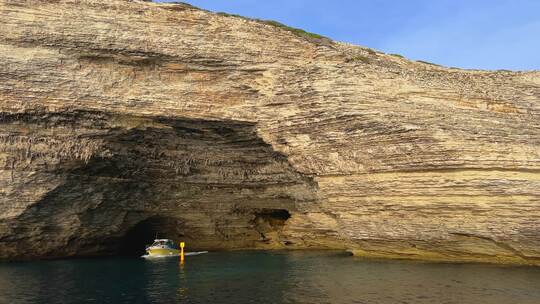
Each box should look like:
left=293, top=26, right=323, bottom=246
left=146, top=248, right=180, bottom=257
left=141, top=251, right=209, bottom=259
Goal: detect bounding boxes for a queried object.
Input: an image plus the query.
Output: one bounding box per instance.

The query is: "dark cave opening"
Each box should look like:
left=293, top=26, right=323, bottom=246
left=251, top=209, right=292, bottom=243
left=253, top=209, right=291, bottom=225
left=116, top=209, right=292, bottom=255
left=117, top=216, right=185, bottom=256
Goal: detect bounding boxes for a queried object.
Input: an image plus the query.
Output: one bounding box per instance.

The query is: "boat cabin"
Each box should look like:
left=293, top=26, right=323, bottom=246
left=148, top=239, right=176, bottom=249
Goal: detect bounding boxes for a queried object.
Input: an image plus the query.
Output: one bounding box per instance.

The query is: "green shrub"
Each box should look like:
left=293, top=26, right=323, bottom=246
left=417, top=60, right=441, bottom=66
left=216, top=12, right=245, bottom=19
left=366, top=48, right=377, bottom=55
left=257, top=20, right=326, bottom=40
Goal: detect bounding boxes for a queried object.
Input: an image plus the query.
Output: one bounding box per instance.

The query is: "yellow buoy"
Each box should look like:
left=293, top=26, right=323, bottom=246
left=180, top=241, right=185, bottom=263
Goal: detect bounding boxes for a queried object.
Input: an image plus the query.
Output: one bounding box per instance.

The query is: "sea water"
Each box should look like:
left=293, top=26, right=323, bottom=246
left=1, top=251, right=539, bottom=304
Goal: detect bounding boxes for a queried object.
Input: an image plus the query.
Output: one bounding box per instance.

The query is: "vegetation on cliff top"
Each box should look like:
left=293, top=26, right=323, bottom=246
left=157, top=2, right=330, bottom=43
left=215, top=12, right=330, bottom=43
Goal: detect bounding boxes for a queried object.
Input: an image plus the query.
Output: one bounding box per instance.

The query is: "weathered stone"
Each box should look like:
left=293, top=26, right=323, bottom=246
left=0, top=0, right=539, bottom=264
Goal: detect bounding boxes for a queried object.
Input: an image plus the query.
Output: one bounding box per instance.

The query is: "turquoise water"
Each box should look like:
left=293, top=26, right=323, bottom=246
left=1, top=251, right=539, bottom=304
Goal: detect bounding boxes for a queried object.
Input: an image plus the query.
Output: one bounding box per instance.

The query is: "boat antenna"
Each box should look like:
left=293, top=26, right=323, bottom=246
left=155, top=232, right=158, bottom=239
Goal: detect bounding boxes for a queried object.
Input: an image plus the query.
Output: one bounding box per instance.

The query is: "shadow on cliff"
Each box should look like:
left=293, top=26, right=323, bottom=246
left=1, top=113, right=316, bottom=259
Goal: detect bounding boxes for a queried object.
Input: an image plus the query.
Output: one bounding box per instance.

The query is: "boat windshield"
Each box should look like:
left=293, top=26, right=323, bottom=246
left=151, top=240, right=175, bottom=248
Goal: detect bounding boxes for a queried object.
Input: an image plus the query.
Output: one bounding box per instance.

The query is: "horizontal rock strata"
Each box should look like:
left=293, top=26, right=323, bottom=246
left=0, top=0, right=539, bottom=264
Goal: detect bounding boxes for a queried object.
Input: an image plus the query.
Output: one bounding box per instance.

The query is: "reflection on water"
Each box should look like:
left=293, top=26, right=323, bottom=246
left=1, top=251, right=539, bottom=304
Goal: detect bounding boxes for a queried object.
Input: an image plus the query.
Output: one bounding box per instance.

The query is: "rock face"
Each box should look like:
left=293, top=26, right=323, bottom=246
left=0, top=0, right=539, bottom=264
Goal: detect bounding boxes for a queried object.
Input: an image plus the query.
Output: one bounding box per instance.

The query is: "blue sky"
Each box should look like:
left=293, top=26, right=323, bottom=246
left=156, top=0, right=540, bottom=71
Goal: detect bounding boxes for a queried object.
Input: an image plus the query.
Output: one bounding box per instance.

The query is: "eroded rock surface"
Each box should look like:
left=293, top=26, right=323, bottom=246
left=0, top=0, right=539, bottom=264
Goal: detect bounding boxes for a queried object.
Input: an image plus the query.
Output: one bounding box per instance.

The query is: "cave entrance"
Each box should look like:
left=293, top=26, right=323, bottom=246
left=251, top=209, right=292, bottom=244
left=117, top=216, right=184, bottom=256
left=253, top=209, right=291, bottom=227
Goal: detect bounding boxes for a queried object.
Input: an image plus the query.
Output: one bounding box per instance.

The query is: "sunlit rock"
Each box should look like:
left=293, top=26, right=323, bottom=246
left=0, top=0, right=539, bottom=264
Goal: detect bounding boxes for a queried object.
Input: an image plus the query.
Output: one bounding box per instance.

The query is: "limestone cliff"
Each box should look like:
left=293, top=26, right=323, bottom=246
left=0, top=0, right=539, bottom=264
